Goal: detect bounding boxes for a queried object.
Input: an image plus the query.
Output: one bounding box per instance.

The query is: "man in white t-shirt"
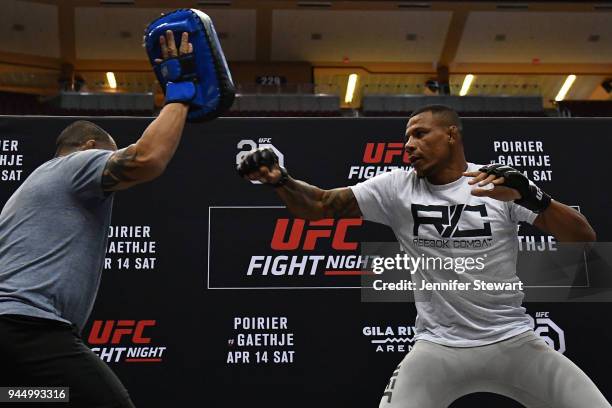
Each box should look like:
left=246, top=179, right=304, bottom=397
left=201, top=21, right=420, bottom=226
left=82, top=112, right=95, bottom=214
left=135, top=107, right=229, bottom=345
left=237, top=105, right=610, bottom=407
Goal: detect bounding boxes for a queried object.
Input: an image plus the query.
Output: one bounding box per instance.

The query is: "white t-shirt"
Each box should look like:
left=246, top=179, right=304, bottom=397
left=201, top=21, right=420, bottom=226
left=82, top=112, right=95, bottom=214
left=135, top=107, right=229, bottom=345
left=351, top=163, right=537, bottom=347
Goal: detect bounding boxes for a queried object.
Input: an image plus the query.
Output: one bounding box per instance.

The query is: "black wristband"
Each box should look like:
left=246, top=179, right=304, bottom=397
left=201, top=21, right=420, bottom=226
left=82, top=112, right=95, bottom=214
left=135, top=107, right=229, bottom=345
left=478, top=164, right=552, bottom=213
left=271, top=166, right=289, bottom=188
left=514, top=183, right=552, bottom=213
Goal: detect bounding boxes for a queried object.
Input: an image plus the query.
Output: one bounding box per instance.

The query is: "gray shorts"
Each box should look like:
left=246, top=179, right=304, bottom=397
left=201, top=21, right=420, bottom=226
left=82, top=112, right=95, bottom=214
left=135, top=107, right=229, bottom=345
left=379, top=330, right=610, bottom=408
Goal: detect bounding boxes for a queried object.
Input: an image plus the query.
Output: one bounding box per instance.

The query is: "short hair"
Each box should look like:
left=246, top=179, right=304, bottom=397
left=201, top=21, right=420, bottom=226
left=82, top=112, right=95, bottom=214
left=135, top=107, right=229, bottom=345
left=55, top=120, right=110, bottom=155
left=409, top=104, right=463, bottom=132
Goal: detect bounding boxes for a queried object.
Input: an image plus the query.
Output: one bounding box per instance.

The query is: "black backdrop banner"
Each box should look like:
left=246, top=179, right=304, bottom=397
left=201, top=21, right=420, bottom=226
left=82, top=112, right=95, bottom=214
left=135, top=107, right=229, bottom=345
left=0, top=116, right=611, bottom=408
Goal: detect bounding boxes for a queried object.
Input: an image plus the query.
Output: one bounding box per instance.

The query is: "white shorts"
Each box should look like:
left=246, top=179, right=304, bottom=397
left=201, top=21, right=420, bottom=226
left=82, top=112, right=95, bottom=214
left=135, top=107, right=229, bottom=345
left=379, top=330, right=610, bottom=408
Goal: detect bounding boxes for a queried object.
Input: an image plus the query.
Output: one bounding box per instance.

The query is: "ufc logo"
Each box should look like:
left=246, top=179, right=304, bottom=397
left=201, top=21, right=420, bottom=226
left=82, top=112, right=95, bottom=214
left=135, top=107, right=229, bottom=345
left=411, top=204, right=491, bottom=238
left=88, top=320, right=156, bottom=345
left=528, top=314, right=566, bottom=354
left=363, top=143, right=409, bottom=164
left=271, top=218, right=362, bottom=251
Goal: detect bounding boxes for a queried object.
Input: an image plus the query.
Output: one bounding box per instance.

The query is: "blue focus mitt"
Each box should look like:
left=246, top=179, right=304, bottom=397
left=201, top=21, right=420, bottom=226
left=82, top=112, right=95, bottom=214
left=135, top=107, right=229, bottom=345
left=144, top=9, right=235, bottom=121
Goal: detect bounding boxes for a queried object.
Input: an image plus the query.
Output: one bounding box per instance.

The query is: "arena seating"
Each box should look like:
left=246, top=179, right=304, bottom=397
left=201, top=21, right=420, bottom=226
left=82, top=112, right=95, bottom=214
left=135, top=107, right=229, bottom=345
left=53, top=92, right=155, bottom=114
left=556, top=100, right=612, bottom=117
left=0, top=91, right=55, bottom=115
left=225, top=94, right=342, bottom=117
left=0, top=90, right=551, bottom=118
left=0, top=91, right=153, bottom=117
left=362, top=95, right=544, bottom=117
left=0, top=89, right=343, bottom=117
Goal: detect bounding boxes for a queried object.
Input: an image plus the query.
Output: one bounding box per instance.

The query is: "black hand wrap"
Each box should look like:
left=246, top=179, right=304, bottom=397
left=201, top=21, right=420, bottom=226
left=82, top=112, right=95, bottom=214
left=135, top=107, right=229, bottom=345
left=237, top=148, right=289, bottom=188
left=478, top=164, right=551, bottom=213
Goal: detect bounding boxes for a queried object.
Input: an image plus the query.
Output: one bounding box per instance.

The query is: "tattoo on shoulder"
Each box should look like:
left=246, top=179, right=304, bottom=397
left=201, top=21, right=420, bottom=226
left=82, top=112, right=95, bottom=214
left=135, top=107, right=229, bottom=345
left=101, top=147, right=138, bottom=190
left=325, top=188, right=361, bottom=218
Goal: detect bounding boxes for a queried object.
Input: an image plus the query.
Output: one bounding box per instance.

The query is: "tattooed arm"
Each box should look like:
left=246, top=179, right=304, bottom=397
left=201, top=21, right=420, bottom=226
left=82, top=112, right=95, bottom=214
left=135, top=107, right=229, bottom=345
left=236, top=148, right=361, bottom=220
left=102, top=103, right=189, bottom=191
left=275, top=178, right=361, bottom=220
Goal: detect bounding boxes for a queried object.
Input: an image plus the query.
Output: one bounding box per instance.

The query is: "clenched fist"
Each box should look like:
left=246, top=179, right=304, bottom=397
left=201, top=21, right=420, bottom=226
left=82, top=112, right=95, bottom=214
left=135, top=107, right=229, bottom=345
left=236, top=147, right=288, bottom=187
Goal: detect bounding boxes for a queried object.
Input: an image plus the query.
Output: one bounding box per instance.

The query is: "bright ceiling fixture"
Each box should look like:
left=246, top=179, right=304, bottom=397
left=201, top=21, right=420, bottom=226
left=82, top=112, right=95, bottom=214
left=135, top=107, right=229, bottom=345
left=345, top=73, right=358, bottom=103
left=555, top=74, right=576, bottom=102
left=106, top=72, right=117, bottom=89
left=459, top=74, right=475, bottom=96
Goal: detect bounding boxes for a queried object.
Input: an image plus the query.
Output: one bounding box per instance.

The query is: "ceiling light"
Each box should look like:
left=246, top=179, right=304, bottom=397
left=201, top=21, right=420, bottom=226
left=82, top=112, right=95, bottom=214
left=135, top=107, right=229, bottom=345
left=106, top=72, right=117, bottom=89
left=345, top=74, right=358, bottom=103
left=555, top=75, right=576, bottom=101
left=459, top=74, right=474, bottom=96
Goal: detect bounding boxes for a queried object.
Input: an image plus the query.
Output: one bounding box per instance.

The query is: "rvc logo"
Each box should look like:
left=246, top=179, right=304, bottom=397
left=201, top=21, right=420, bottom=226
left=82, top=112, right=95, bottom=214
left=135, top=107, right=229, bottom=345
left=411, top=204, right=492, bottom=238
